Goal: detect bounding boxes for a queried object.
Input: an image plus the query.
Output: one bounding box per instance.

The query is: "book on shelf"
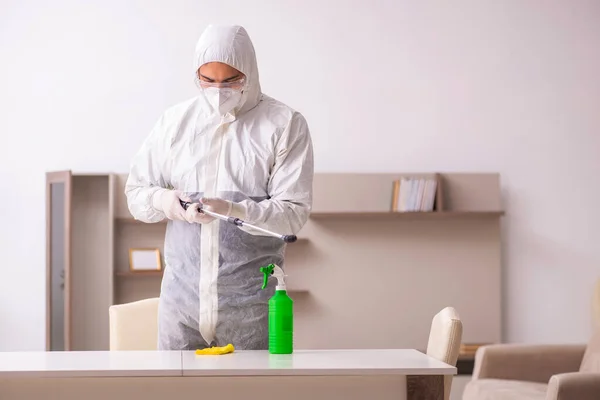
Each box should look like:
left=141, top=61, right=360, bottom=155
left=392, top=176, right=438, bottom=212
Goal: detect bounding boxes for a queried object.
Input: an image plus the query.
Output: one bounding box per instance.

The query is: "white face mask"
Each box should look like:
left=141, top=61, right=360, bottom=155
left=203, top=87, right=243, bottom=115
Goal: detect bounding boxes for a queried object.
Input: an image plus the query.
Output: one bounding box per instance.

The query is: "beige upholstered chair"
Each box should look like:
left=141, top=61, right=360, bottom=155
left=426, top=306, right=463, bottom=400
left=109, top=297, right=159, bottom=350
left=463, top=279, right=600, bottom=400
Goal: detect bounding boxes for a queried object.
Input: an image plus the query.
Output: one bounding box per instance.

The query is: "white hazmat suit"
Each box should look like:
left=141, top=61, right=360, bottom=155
left=125, top=25, right=314, bottom=350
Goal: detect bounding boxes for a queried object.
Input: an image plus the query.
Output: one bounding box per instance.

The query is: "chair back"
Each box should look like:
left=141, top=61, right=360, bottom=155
left=426, top=306, right=463, bottom=400
left=109, top=297, right=159, bottom=350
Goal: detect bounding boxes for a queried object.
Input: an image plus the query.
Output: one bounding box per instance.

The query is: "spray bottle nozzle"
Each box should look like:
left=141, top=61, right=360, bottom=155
left=260, top=264, right=275, bottom=290
left=260, top=263, right=287, bottom=291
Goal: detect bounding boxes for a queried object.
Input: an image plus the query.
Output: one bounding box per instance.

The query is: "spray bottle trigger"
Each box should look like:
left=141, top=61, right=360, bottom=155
left=259, top=264, right=275, bottom=290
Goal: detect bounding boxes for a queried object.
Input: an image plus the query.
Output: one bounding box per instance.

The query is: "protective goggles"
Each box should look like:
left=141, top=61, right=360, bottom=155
left=195, top=76, right=246, bottom=89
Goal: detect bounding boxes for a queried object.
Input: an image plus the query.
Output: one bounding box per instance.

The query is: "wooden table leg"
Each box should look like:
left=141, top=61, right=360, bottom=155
left=407, top=375, right=444, bottom=400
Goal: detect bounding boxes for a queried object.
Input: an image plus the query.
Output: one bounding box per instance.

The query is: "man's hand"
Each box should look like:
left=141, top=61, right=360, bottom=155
left=151, top=189, right=187, bottom=221
left=184, top=197, right=233, bottom=224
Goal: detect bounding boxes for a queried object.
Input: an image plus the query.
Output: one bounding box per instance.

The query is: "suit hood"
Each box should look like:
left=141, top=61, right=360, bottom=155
left=194, top=25, right=262, bottom=115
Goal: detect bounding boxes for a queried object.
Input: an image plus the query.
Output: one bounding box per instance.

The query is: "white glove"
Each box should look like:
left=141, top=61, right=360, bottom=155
left=151, top=189, right=187, bottom=221
left=184, top=197, right=233, bottom=224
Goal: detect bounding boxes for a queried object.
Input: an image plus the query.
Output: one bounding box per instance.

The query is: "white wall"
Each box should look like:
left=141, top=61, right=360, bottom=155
left=1, top=0, right=599, bottom=350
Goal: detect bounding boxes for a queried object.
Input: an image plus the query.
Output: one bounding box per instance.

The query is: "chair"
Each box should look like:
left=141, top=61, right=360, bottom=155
left=462, top=279, right=600, bottom=400
left=108, top=297, right=159, bottom=350
left=426, top=306, right=463, bottom=400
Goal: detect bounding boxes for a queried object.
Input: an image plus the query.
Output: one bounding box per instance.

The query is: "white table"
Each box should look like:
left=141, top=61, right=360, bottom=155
left=0, top=349, right=455, bottom=400
left=0, top=350, right=182, bottom=377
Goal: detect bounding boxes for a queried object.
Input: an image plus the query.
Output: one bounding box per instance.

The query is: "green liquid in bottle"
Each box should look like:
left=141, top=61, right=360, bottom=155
left=268, top=290, right=293, bottom=354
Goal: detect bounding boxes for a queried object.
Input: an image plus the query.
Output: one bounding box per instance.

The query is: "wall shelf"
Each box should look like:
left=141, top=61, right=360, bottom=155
left=116, top=217, right=311, bottom=242
left=115, top=270, right=307, bottom=293
left=287, top=289, right=309, bottom=295
left=116, top=217, right=166, bottom=225
left=309, top=211, right=504, bottom=219
left=116, top=271, right=163, bottom=277
left=115, top=270, right=307, bottom=295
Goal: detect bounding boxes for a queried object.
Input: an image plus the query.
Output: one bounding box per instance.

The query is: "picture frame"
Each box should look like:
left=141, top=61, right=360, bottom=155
left=129, top=248, right=162, bottom=272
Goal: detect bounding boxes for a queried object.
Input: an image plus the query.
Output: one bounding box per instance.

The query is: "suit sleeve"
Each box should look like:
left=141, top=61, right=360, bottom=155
left=124, top=115, right=169, bottom=223
left=232, top=112, right=314, bottom=236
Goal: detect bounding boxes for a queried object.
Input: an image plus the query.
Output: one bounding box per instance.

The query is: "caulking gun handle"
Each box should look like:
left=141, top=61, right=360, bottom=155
left=179, top=199, right=190, bottom=210
left=179, top=199, right=202, bottom=212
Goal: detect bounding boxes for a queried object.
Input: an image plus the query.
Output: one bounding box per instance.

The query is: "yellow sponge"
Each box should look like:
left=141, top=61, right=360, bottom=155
left=195, top=343, right=235, bottom=355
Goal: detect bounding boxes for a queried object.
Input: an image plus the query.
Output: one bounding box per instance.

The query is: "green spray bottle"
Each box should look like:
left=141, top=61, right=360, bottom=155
left=260, top=263, right=293, bottom=354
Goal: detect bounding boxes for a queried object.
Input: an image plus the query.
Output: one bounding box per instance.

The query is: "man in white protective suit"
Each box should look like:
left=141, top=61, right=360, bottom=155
left=125, top=24, right=314, bottom=350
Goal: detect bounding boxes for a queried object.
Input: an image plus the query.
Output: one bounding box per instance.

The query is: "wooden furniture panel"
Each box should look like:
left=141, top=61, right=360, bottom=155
left=46, top=171, right=72, bottom=351
left=290, top=218, right=502, bottom=350
left=440, top=173, right=502, bottom=212
left=116, top=278, right=163, bottom=305
left=0, top=376, right=415, bottom=400
left=107, top=175, right=116, bottom=306
left=113, top=220, right=166, bottom=305
left=47, top=171, right=504, bottom=352
left=70, top=175, right=111, bottom=350
left=311, top=173, right=502, bottom=215
left=113, top=222, right=166, bottom=275
left=311, top=173, right=439, bottom=214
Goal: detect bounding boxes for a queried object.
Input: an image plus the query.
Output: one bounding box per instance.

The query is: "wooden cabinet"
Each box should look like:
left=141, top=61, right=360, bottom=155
left=47, top=171, right=504, bottom=351
left=46, top=172, right=113, bottom=350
